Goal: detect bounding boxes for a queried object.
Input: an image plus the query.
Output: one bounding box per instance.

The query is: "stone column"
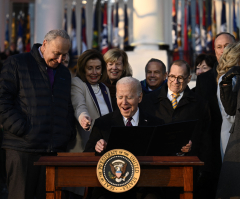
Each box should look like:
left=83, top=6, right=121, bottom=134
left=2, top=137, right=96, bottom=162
left=127, top=0, right=172, bottom=81
left=34, top=0, right=64, bottom=43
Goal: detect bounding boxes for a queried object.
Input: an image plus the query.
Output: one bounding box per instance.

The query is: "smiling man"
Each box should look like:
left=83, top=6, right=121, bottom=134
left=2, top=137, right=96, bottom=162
left=141, top=59, right=211, bottom=198
left=0, top=30, right=75, bottom=199
left=84, top=77, right=164, bottom=199
left=85, top=77, right=163, bottom=154
left=141, top=58, right=167, bottom=95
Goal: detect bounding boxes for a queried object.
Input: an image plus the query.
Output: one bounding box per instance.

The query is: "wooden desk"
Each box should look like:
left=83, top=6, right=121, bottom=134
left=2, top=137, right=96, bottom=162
left=35, top=154, right=203, bottom=199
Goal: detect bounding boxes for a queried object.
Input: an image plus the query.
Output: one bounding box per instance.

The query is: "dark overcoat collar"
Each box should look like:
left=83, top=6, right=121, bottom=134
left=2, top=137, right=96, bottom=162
left=154, top=83, right=196, bottom=109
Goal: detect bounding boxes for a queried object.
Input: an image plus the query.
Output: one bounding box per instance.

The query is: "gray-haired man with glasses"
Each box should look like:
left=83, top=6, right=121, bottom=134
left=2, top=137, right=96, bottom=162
left=141, top=59, right=212, bottom=198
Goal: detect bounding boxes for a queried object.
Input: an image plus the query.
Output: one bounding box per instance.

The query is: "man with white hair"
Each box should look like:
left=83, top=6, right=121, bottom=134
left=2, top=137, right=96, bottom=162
left=85, top=77, right=163, bottom=153
left=0, top=29, right=75, bottom=199
left=85, top=77, right=163, bottom=199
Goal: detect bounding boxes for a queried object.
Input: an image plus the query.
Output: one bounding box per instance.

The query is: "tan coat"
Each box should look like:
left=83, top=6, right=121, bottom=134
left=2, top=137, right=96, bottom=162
left=67, top=77, right=112, bottom=152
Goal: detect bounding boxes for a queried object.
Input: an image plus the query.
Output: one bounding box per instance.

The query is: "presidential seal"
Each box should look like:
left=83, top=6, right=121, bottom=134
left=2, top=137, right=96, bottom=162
left=96, top=149, right=140, bottom=193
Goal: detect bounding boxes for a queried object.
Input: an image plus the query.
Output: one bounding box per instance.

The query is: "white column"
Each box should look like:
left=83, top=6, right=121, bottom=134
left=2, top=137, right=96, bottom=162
left=132, top=0, right=172, bottom=50
left=34, top=0, right=64, bottom=43
left=127, top=0, right=171, bottom=81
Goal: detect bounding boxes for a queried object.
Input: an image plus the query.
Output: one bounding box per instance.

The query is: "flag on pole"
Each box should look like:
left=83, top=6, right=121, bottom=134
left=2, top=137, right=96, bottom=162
left=201, top=0, right=207, bottom=51
left=236, top=1, right=240, bottom=40
left=233, top=0, right=238, bottom=39
left=92, top=3, right=99, bottom=49
left=195, top=0, right=201, bottom=52
left=212, top=0, right=217, bottom=49
left=25, top=14, right=31, bottom=52
left=177, top=0, right=182, bottom=49
left=71, top=4, right=78, bottom=56
left=81, top=7, right=87, bottom=53
left=101, top=3, right=108, bottom=54
left=221, top=0, right=227, bottom=32
left=124, top=3, right=129, bottom=48
left=113, top=2, right=119, bottom=48
left=187, top=1, right=192, bottom=50
left=5, top=15, right=9, bottom=47
left=17, top=15, right=24, bottom=53
left=207, top=0, right=213, bottom=51
left=62, top=7, right=67, bottom=31
left=172, top=0, right=178, bottom=50
left=110, top=4, right=114, bottom=48
left=11, top=13, right=16, bottom=42
left=183, top=1, right=188, bottom=51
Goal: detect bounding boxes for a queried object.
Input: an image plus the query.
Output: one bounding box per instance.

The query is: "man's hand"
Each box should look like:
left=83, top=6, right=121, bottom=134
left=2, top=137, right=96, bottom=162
left=181, top=140, right=192, bottom=153
left=80, top=116, right=92, bottom=130
left=222, top=66, right=240, bottom=84
left=95, top=139, right=107, bottom=153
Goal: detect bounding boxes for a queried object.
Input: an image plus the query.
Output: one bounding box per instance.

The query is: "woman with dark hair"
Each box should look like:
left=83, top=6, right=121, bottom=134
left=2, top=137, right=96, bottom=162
left=64, top=49, right=112, bottom=197
left=103, top=48, right=132, bottom=110
left=195, top=54, right=217, bottom=76
left=192, top=54, right=217, bottom=92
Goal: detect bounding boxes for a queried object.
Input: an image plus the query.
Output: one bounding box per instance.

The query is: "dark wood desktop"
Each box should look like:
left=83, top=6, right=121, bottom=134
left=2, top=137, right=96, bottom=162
left=35, top=152, right=203, bottom=199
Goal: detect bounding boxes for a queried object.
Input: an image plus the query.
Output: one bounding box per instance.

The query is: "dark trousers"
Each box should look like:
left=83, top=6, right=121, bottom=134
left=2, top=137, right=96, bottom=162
left=5, top=149, right=46, bottom=199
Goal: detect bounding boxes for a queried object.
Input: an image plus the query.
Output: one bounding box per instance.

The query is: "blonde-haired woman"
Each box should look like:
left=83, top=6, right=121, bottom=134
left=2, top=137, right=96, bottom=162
left=217, top=42, right=239, bottom=161
left=103, top=48, right=132, bottom=110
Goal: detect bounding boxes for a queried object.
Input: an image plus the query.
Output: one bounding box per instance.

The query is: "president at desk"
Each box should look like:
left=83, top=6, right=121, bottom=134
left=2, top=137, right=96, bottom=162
left=84, top=77, right=192, bottom=199
left=84, top=77, right=164, bottom=154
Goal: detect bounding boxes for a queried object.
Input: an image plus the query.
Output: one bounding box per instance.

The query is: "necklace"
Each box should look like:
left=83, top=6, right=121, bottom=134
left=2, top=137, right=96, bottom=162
left=91, top=84, right=100, bottom=94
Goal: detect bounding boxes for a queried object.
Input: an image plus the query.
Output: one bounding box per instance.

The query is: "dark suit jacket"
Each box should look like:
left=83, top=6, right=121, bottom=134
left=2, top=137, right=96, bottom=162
left=195, top=63, right=222, bottom=178
left=84, top=108, right=163, bottom=199
left=140, top=83, right=211, bottom=171
left=84, top=108, right=164, bottom=153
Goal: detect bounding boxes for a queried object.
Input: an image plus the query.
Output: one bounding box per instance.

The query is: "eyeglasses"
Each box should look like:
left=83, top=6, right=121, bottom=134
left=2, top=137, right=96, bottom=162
left=168, top=75, right=189, bottom=83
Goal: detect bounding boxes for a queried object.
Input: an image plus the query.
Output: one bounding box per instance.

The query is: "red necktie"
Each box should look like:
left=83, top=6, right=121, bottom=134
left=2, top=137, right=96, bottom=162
left=126, top=117, right=133, bottom=126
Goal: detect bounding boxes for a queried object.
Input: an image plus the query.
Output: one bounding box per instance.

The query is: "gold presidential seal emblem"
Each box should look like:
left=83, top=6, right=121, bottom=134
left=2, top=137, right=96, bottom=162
left=96, top=149, right=140, bottom=193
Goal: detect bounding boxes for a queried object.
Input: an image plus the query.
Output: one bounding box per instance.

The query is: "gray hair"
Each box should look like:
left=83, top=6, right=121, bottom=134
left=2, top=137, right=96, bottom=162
left=116, top=77, right=142, bottom=96
left=44, top=29, right=70, bottom=42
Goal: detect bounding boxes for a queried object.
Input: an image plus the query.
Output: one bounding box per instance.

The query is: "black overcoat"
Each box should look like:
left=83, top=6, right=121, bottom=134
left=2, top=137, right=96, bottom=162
left=0, top=44, right=75, bottom=153
left=195, top=64, right=222, bottom=178
left=140, top=83, right=211, bottom=170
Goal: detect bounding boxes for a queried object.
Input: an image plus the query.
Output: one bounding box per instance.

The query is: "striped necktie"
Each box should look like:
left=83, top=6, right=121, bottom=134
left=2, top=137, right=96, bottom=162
left=172, top=93, right=180, bottom=109
left=126, top=117, right=133, bottom=126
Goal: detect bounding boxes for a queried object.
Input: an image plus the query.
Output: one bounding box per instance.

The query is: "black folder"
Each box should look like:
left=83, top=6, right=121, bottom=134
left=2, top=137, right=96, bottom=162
left=106, top=120, right=198, bottom=156
left=106, top=126, right=156, bottom=156
left=146, top=120, right=198, bottom=156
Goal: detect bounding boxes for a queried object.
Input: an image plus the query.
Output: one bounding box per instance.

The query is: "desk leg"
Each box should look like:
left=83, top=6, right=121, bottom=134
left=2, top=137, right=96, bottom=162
left=182, top=167, right=193, bottom=199
left=46, top=166, right=56, bottom=199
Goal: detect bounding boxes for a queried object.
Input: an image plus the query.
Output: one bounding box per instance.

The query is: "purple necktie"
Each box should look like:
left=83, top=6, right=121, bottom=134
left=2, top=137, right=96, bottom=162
left=47, top=67, right=54, bottom=88
left=126, top=117, right=133, bottom=126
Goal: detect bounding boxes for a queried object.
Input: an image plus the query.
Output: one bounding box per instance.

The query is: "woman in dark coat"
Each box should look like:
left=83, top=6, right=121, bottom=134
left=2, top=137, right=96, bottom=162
left=216, top=65, right=240, bottom=198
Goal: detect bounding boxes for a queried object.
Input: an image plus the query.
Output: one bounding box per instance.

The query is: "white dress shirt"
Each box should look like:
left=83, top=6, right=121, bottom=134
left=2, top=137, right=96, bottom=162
left=123, top=108, right=139, bottom=126
left=167, top=88, right=184, bottom=103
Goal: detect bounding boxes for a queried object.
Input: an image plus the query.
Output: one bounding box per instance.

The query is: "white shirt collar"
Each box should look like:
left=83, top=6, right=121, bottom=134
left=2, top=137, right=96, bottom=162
left=38, top=46, right=44, bottom=58
left=167, top=88, right=184, bottom=103
left=123, top=108, right=139, bottom=126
